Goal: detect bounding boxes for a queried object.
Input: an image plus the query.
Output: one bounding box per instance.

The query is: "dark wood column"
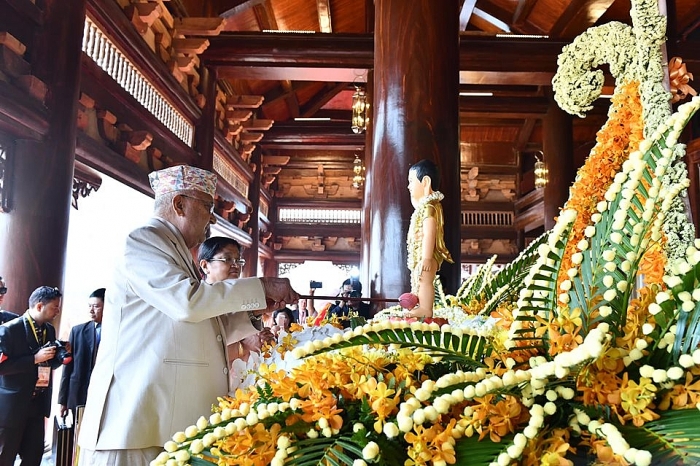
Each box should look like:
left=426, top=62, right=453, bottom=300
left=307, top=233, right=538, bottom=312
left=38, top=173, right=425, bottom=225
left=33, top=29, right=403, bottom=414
left=543, top=91, right=574, bottom=230
left=360, top=69, right=374, bottom=294
left=244, top=148, right=262, bottom=277
left=197, top=66, right=217, bottom=170
left=368, top=0, right=461, bottom=302
left=686, top=138, right=700, bottom=234
left=0, top=0, right=86, bottom=312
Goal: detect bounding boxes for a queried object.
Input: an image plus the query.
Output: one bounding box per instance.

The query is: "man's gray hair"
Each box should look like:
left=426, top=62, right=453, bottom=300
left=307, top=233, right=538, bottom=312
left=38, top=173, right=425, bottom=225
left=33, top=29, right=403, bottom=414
left=154, top=191, right=178, bottom=216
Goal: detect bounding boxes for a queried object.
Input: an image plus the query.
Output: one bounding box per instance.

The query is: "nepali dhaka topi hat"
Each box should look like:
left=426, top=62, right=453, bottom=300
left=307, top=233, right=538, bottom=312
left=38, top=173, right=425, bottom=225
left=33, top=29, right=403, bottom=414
left=148, top=165, right=217, bottom=198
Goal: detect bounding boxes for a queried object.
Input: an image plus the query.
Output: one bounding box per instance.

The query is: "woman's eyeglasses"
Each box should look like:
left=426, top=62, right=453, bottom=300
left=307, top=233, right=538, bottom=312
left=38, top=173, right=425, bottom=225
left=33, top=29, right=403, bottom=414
left=209, top=257, right=246, bottom=268
left=0, top=287, right=7, bottom=295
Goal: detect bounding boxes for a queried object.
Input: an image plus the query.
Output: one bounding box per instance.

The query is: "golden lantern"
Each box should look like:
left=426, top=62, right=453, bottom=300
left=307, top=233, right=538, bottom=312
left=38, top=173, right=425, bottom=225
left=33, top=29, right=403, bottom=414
left=351, top=86, right=369, bottom=134
left=534, top=155, right=548, bottom=189
left=352, top=154, right=365, bottom=189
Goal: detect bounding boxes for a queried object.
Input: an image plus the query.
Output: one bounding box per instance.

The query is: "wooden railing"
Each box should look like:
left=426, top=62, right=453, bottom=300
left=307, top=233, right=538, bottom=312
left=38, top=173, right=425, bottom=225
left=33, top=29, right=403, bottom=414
left=278, top=207, right=361, bottom=224
left=461, top=210, right=513, bottom=227
left=213, top=151, right=249, bottom=198
left=82, top=16, right=193, bottom=146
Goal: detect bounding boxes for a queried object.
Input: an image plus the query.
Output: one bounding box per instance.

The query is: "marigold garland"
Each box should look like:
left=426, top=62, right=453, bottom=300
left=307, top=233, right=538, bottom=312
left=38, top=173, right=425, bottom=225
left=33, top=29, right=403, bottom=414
left=556, top=81, right=645, bottom=296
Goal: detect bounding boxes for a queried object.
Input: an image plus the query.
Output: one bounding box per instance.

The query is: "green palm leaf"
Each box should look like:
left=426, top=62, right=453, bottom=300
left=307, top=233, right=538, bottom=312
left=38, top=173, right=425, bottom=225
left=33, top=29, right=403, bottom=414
left=286, top=437, right=361, bottom=466
left=457, top=255, right=497, bottom=303
left=454, top=434, right=512, bottom=465
left=303, top=327, right=490, bottom=367
left=619, top=409, right=700, bottom=465
left=479, top=231, right=549, bottom=315
left=511, top=225, right=573, bottom=351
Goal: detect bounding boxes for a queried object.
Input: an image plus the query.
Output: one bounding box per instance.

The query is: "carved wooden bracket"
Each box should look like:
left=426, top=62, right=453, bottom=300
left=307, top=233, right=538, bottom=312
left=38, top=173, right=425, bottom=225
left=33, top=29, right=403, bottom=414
left=116, top=128, right=153, bottom=163
left=260, top=230, right=273, bottom=245
left=216, top=196, right=237, bottom=217
left=226, top=95, right=264, bottom=109
left=262, top=174, right=276, bottom=190
left=125, top=2, right=162, bottom=34
left=173, top=18, right=225, bottom=36
left=96, top=109, right=119, bottom=143
left=232, top=208, right=251, bottom=229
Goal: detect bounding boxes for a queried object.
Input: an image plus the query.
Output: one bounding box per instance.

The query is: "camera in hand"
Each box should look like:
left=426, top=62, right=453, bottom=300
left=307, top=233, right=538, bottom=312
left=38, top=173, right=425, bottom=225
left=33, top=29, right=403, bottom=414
left=310, top=280, right=323, bottom=289
left=40, top=340, right=72, bottom=369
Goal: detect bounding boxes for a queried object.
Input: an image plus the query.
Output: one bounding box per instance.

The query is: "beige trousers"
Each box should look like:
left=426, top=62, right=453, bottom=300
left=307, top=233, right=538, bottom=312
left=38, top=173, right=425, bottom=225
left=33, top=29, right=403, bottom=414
left=77, top=447, right=162, bottom=466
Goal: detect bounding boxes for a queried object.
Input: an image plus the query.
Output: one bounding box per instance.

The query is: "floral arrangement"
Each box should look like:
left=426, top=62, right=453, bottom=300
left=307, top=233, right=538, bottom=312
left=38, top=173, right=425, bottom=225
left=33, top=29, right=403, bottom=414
left=152, top=0, right=700, bottom=465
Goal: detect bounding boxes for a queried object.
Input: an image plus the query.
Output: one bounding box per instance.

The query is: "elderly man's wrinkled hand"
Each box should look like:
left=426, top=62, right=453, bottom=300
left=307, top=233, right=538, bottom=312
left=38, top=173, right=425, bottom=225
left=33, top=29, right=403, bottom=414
left=260, top=277, right=300, bottom=311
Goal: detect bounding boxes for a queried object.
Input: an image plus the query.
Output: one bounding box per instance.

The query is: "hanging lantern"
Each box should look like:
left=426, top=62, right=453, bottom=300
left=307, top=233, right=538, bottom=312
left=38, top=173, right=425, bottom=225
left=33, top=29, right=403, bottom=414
left=534, top=155, right=548, bottom=189
left=351, top=87, right=368, bottom=134
left=352, top=154, right=365, bottom=189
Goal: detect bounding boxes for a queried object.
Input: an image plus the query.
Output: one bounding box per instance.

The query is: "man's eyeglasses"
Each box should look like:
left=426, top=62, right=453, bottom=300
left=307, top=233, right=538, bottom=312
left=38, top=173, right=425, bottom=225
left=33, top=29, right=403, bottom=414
left=181, top=194, right=215, bottom=214
left=0, top=287, right=6, bottom=295
left=209, top=257, right=246, bottom=269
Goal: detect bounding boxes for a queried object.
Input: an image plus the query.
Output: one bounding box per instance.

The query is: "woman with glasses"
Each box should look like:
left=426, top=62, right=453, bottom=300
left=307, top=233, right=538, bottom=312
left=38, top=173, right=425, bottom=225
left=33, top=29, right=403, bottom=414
left=197, top=237, right=274, bottom=386
left=0, top=276, right=19, bottom=324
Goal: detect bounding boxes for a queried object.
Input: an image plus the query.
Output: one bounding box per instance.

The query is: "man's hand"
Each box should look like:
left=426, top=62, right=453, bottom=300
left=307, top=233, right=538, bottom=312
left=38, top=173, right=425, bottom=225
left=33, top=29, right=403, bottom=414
left=260, top=277, right=300, bottom=312
left=258, top=327, right=275, bottom=345
left=34, top=346, right=55, bottom=364
left=60, top=404, right=68, bottom=417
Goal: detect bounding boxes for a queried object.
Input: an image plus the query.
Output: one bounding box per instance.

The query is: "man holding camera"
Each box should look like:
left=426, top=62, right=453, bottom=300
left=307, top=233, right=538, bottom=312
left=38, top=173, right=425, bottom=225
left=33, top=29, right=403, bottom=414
left=327, top=279, right=371, bottom=327
left=0, top=286, right=64, bottom=466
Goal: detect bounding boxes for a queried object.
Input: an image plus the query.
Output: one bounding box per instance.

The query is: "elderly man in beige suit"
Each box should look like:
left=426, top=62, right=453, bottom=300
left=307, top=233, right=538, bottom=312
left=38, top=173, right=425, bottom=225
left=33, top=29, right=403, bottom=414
left=78, top=166, right=298, bottom=466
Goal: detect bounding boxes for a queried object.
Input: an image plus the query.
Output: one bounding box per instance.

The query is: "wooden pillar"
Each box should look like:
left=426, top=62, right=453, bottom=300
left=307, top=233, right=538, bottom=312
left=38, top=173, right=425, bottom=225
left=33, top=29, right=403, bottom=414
left=0, top=0, right=86, bottom=312
left=686, top=138, right=700, bottom=234
left=543, top=91, right=574, bottom=230
left=197, top=66, right=217, bottom=170
left=244, top=148, right=262, bottom=277
left=368, top=0, right=461, bottom=301
left=360, top=70, right=373, bottom=294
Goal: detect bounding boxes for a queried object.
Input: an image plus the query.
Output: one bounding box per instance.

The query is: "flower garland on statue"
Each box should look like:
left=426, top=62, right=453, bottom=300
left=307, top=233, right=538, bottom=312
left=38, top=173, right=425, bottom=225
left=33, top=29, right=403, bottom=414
left=407, top=190, right=445, bottom=293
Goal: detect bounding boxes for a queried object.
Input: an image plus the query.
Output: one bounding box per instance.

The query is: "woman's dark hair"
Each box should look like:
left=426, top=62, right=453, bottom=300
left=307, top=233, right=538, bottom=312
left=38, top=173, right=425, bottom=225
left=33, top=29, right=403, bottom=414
left=197, top=237, right=242, bottom=274
left=273, top=308, right=295, bottom=325
left=409, top=159, right=440, bottom=191
left=28, top=286, right=62, bottom=308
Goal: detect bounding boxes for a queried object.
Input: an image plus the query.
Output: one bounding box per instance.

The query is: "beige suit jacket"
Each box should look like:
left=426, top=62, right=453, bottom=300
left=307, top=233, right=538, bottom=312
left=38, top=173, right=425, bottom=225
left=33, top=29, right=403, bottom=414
left=78, top=217, right=265, bottom=449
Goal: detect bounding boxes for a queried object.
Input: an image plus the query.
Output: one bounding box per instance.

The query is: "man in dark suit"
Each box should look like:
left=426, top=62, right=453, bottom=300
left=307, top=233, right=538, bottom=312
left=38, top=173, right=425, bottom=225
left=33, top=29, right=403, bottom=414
left=59, top=288, right=105, bottom=417
left=0, top=276, right=19, bottom=325
left=0, top=286, right=63, bottom=466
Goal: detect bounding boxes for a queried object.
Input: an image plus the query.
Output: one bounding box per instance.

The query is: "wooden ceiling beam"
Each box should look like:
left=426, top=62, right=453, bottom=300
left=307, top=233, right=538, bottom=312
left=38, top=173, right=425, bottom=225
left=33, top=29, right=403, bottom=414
left=300, top=82, right=347, bottom=118
left=471, top=8, right=510, bottom=33
left=515, top=119, right=537, bottom=151
left=253, top=0, right=278, bottom=31
left=459, top=96, right=548, bottom=116
left=459, top=0, right=477, bottom=31
left=317, top=0, right=333, bottom=33
left=549, top=0, right=617, bottom=39
left=219, top=0, right=266, bottom=19
left=262, top=82, right=316, bottom=108
left=202, top=33, right=568, bottom=75
left=475, top=0, right=515, bottom=29
left=262, top=122, right=364, bottom=149
left=512, top=0, right=539, bottom=33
